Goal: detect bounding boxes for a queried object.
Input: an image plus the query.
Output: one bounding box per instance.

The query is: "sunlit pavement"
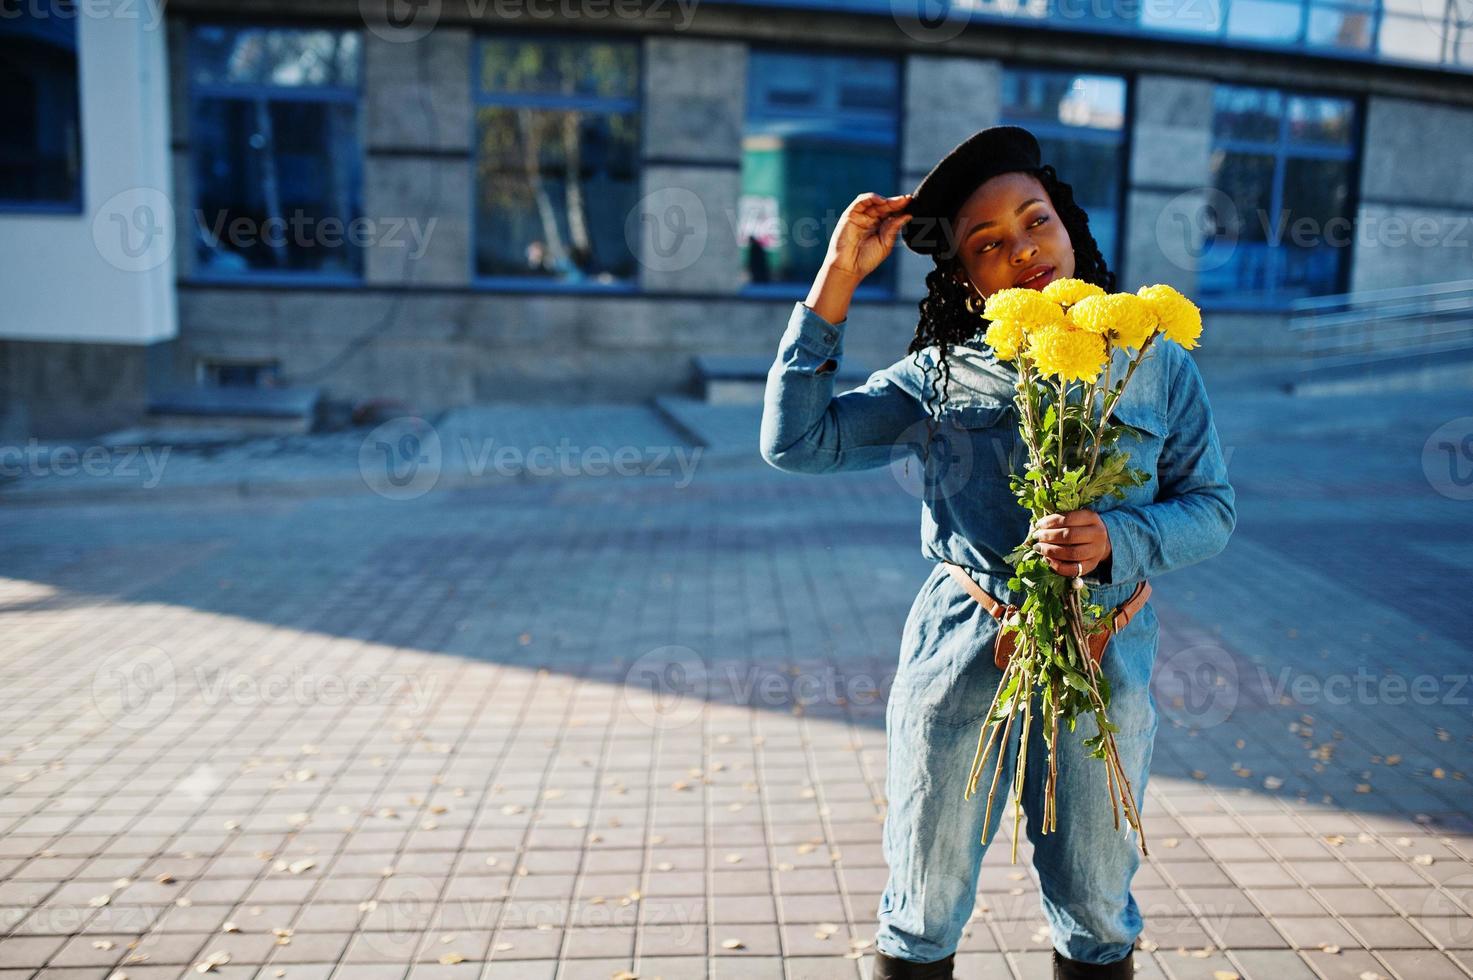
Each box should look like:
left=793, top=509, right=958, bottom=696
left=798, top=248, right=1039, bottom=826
left=0, top=383, right=1470, bottom=980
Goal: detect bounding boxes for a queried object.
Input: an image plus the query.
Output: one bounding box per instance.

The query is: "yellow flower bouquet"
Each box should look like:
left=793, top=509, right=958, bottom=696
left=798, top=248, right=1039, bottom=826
left=965, top=278, right=1203, bottom=860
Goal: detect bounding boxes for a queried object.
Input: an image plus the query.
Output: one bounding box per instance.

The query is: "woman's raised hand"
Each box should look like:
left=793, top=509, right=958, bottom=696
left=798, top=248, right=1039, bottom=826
left=825, top=192, right=914, bottom=282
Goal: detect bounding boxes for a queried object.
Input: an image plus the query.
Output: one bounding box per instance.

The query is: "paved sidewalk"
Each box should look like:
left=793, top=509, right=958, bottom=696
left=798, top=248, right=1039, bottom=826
left=0, top=405, right=710, bottom=505
left=0, top=379, right=1470, bottom=980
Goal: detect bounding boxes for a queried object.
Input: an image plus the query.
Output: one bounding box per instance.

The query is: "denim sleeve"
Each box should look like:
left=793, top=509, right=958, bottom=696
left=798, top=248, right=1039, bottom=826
left=759, top=301, right=927, bottom=474
left=1094, top=348, right=1237, bottom=584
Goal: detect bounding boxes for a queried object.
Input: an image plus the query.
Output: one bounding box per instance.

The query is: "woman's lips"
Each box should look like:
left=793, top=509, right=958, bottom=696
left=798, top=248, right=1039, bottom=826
left=1016, top=265, right=1055, bottom=290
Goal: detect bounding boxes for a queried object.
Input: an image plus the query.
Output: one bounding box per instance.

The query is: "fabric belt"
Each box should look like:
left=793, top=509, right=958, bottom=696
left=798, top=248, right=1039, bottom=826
left=943, top=561, right=1152, bottom=670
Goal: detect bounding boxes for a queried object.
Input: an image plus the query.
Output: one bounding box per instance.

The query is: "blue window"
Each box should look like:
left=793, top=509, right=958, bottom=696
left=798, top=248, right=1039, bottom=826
left=188, top=26, right=363, bottom=279
left=0, top=0, right=83, bottom=211
left=473, top=35, right=641, bottom=288
left=1202, top=84, right=1358, bottom=306
left=1001, top=68, right=1129, bottom=275
left=741, top=49, right=902, bottom=297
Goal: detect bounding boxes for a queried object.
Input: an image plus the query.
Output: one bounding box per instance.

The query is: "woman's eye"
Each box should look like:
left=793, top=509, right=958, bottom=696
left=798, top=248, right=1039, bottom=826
left=978, top=215, right=1048, bottom=253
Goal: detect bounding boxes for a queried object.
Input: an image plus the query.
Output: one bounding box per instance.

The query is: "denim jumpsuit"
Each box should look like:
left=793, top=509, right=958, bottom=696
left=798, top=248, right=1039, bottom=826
left=759, top=300, right=1237, bottom=966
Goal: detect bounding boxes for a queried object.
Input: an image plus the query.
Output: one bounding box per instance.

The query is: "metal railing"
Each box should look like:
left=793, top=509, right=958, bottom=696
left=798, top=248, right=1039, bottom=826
left=1288, top=279, right=1473, bottom=371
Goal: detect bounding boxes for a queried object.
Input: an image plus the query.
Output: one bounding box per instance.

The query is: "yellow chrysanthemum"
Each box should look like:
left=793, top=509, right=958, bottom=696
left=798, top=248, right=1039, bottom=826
left=1067, top=293, right=1157, bottom=351
left=982, top=319, right=1027, bottom=361
left=1026, top=324, right=1108, bottom=383
left=1041, top=277, right=1105, bottom=308
left=1137, top=284, right=1203, bottom=351
left=982, top=287, right=1066, bottom=330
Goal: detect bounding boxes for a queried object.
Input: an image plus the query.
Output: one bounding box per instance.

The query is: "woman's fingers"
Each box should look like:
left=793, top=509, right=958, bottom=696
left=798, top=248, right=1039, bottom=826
left=1032, top=524, right=1104, bottom=546
left=1042, top=556, right=1096, bottom=576
left=853, top=193, right=913, bottom=215
left=1033, top=540, right=1098, bottom=562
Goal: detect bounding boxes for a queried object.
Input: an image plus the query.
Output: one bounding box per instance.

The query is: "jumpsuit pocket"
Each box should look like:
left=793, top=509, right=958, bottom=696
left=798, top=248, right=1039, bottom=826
left=917, top=398, right=1012, bottom=504
left=939, top=398, right=1010, bottom=430
left=932, top=614, right=1008, bottom=731
left=1109, top=398, right=1167, bottom=507
left=1095, top=598, right=1161, bottom=738
left=898, top=576, right=1007, bottom=733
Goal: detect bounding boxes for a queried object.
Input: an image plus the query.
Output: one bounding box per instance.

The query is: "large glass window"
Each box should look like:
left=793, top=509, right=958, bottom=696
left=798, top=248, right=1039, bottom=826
left=740, top=49, right=901, bottom=295
left=1202, top=84, right=1358, bottom=306
left=719, top=0, right=1465, bottom=72
left=188, top=26, right=363, bottom=279
left=473, top=35, right=640, bottom=287
left=0, top=0, right=83, bottom=211
left=1002, top=68, right=1129, bottom=274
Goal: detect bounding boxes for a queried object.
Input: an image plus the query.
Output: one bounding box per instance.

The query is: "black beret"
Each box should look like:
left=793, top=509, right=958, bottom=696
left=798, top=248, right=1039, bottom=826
left=900, top=125, right=1044, bottom=258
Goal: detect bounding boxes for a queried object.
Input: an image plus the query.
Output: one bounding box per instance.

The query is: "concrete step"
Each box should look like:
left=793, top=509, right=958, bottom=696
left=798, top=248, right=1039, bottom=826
left=146, top=384, right=321, bottom=435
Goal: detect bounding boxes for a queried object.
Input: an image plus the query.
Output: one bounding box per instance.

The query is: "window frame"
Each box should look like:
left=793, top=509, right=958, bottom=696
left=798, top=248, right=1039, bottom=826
left=469, top=29, right=644, bottom=295
left=707, top=0, right=1467, bottom=75
left=1200, top=81, right=1363, bottom=312
left=0, top=0, right=85, bottom=215
left=735, top=43, right=905, bottom=304
left=999, top=62, right=1134, bottom=279
left=183, top=21, right=366, bottom=286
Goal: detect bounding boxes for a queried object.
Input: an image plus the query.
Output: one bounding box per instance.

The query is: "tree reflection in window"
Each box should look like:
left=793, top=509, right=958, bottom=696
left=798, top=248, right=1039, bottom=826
left=474, top=37, right=640, bottom=285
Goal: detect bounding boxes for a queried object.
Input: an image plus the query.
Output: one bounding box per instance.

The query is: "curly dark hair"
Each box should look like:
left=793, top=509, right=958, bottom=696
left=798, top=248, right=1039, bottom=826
left=904, top=163, right=1116, bottom=468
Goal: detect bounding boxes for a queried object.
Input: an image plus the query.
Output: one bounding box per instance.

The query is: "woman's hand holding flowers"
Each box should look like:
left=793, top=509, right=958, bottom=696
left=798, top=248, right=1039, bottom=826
left=1030, top=510, right=1112, bottom=577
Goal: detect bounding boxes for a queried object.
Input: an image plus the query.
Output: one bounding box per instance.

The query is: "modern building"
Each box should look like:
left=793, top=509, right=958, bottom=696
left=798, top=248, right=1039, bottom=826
left=2, top=0, right=1470, bottom=437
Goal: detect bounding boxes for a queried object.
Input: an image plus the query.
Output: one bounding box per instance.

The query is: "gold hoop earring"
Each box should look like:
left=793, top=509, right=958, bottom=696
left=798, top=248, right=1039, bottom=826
left=963, top=284, right=987, bottom=315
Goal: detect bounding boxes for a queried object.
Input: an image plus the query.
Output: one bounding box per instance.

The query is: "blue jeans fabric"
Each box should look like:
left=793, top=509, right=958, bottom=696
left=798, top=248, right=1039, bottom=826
left=876, top=561, right=1160, bottom=964
left=759, top=300, right=1237, bottom=965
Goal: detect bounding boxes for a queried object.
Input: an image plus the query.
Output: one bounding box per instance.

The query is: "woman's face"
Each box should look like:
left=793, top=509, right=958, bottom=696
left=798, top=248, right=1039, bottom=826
left=948, top=171, right=1076, bottom=301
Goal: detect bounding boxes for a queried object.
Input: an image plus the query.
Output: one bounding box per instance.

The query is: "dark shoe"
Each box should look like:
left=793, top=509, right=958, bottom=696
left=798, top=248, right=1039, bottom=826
left=873, top=949, right=957, bottom=979
left=1052, top=947, right=1133, bottom=979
